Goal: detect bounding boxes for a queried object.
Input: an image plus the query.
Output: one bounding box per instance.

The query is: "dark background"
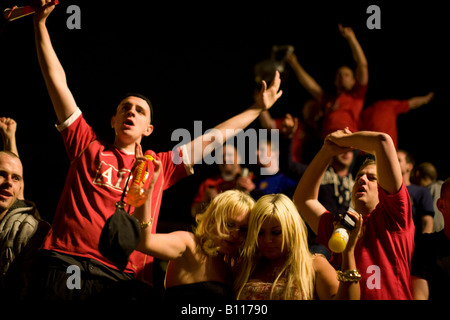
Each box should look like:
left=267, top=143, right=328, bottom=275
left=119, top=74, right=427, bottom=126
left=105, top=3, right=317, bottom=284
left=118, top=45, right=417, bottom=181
left=1, top=0, right=448, bottom=229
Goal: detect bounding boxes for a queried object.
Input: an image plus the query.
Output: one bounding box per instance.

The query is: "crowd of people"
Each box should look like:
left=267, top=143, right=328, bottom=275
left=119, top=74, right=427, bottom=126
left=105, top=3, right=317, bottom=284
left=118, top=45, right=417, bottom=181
left=1, top=1, right=448, bottom=304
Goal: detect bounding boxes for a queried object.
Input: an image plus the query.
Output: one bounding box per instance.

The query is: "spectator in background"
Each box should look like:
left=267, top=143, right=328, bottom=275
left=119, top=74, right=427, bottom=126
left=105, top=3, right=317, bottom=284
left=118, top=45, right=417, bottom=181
left=285, top=24, right=369, bottom=139
left=259, top=99, right=323, bottom=166
left=412, top=162, right=444, bottom=232
left=248, top=137, right=298, bottom=200
left=190, top=144, right=254, bottom=216
left=397, top=149, right=435, bottom=235
left=411, top=178, right=450, bottom=300
left=360, top=92, right=434, bottom=148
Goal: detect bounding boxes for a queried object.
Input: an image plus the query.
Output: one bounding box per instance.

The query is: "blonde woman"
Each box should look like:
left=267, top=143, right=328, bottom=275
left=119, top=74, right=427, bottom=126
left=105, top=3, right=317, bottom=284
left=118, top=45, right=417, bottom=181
left=233, top=194, right=362, bottom=300
left=133, top=168, right=255, bottom=301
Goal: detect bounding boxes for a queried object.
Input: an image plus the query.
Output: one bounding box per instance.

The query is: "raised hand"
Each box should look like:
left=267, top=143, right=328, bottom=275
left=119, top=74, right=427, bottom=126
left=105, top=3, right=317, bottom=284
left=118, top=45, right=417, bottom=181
left=253, top=71, right=283, bottom=111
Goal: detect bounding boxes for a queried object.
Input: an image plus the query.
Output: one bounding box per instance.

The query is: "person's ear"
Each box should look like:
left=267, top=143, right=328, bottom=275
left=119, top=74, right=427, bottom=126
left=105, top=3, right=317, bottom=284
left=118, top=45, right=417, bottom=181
left=143, top=124, right=154, bottom=137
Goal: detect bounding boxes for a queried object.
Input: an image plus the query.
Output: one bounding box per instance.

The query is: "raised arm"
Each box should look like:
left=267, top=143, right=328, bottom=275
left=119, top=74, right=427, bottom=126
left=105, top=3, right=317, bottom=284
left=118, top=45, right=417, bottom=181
left=293, top=138, right=351, bottom=234
left=1, top=117, right=24, bottom=200
left=0, top=117, right=19, bottom=157
left=186, top=71, right=283, bottom=166
left=339, top=24, right=368, bottom=86
left=33, top=1, right=77, bottom=124
left=286, top=52, right=324, bottom=101
left=326, top=129, right=402, bottom=195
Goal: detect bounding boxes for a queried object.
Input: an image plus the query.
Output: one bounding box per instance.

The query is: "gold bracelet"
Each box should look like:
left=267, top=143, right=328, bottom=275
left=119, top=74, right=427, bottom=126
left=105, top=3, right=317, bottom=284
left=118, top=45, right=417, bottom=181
left=336, top=269, right=361, bottom=282
left=140, top=217, right=153, bottom=229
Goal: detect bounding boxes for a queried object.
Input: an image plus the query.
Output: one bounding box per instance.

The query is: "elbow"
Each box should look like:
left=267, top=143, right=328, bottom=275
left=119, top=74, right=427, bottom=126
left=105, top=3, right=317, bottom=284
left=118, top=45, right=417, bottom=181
left=376, top=132, right=394, bottom=147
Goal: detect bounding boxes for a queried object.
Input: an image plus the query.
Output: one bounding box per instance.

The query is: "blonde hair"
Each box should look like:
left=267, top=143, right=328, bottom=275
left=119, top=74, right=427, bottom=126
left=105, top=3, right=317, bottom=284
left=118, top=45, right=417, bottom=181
left=194, top=189, right=255, bottom=259
left=234, top=194, right=315, bottom=300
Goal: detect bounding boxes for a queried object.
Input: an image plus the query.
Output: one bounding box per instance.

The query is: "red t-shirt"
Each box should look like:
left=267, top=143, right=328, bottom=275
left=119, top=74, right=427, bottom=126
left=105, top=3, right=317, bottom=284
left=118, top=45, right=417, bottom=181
left=317, top=183, right=415, bottom=300
left=321, top=83, right=368, bottom=138
left=191, top=175, right=238, bottom=210
left=359, top=99, right=410, bottom=149
left=42, top=108, right=192, bottom=284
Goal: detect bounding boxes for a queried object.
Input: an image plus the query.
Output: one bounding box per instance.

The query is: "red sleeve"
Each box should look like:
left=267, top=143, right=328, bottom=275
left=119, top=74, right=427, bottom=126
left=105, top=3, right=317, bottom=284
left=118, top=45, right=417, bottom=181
left=58, top=110, right=98, bottom=161
left=353, top=82, right=368, bottom=99
left=155, top=148, right=190, bottom=191
left=376, top=183, right=413, bottom=230
left=393, top=100, right=410, bottom=115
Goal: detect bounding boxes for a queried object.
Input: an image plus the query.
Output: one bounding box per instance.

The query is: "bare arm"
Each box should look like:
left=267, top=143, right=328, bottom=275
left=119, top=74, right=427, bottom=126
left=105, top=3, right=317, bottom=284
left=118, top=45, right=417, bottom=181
left=411, top=276, right=429, bottom=300
left=286, top=53, right=324, bottom=101
left=185, top=71, right=283, bottom=166
left=293, top=139, right=352, bottom=234
left=315, top=211, right=362, bottom=300
left=339, top=24, right=368, bottom=86
left=33, top=1, right=77, bottom=124
left=259, top=110, right=276, bottom=130
left=326, top=129, right=402, bottom=195
left=136, top=231, right=193, bottom=261
left=130, top=147, right=193, bottom=260
left=0, top=117, right=19, bottom=157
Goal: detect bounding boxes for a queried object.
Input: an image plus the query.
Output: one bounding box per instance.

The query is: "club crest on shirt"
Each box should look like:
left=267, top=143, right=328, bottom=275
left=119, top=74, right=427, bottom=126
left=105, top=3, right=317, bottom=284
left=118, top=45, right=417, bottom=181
left=93, top=161, right=131, bottom=191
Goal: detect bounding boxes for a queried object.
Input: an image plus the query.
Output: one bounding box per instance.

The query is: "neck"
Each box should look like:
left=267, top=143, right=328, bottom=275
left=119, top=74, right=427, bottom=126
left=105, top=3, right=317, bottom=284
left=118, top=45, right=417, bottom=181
left=0, top=209, right=7, bottom=222
left=113, top=139, right=136, bottom=154
left=403, top=174, right=411, bottom=186
left=332, top=163, right=349, bottom=177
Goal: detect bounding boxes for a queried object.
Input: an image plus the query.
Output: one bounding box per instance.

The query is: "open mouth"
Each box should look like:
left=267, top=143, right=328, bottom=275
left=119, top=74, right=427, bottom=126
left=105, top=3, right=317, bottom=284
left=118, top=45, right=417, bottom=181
left=355, top=186, right=366, bottom=197
left=0, top=189, right=13, bottom=198
left=122, top=118, right=135, bottom=128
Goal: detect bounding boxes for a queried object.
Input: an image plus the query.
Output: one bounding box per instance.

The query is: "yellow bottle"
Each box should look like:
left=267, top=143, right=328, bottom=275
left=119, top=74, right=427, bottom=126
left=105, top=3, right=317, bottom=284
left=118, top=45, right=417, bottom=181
left=328, top=211, right=356, bottom=253
left=127, top=152, right=154, bottom=207
left=328, top=227, right=350, bottom=253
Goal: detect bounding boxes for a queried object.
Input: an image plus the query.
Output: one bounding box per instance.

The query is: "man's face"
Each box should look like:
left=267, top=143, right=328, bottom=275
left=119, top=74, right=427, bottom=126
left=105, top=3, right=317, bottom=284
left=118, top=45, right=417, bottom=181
left=397, top=151, right=412, bottom=177
left=334, top=150, right=354, bottom=168
left=217, top=210, right=250, bottom=256
left=334, top=66, right=356, bottom=92
left=352, top=164, right=379, bottom=215
left=0, top=154, right=23, bottom=214
left=218, top=145, right=239, bottom=176
left=111, top=96, right=153, bottom=145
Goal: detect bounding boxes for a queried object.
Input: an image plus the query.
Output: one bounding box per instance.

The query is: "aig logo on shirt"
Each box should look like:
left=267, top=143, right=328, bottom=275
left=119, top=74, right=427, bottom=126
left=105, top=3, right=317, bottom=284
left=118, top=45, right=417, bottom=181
left=93, top=161, right=131, bottom=191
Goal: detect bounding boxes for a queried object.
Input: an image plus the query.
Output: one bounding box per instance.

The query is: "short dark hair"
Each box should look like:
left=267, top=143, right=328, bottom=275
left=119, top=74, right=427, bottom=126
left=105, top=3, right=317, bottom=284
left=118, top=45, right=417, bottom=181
left=397, top=149, right=415, bottom=166
left=121, top=92, right=154, bottom=124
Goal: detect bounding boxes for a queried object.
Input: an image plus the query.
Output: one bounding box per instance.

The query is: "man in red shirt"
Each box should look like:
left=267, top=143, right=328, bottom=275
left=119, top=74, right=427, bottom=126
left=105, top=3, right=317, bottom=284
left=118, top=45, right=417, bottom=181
left=286, top=24, right=369, bottom=139
left=31, top=1, right=282, bottom=300
left=294, top=128, right=414, bottom=300
left=359, top=92, right=434, bottom=148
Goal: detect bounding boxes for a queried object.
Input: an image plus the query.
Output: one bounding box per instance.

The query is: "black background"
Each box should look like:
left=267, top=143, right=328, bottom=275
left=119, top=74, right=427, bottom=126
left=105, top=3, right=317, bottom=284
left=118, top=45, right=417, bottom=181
left=1, top=0, right=448, bottom=229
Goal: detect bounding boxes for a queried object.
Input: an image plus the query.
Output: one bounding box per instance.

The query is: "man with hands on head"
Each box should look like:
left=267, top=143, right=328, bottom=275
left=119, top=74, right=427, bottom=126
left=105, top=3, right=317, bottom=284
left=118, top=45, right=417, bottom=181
left=31, top=0, right=282, bottom=300
left=294, top=127, right=414, bottom=300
